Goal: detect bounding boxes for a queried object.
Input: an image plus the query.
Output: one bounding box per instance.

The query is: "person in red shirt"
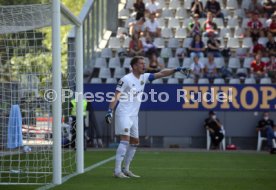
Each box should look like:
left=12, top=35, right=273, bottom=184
left=203, top=12, right=219, bottom=37
left=268, top=14, right=276, bottom=36
left=250, top=40, right=266, bottom=56
left=246, top=12, right=264, bottom=42
left=250, top=53, right=267, bottom=79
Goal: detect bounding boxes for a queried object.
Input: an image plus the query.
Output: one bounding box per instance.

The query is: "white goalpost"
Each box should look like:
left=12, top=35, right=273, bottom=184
left=0, top=0, right=83, bottom=185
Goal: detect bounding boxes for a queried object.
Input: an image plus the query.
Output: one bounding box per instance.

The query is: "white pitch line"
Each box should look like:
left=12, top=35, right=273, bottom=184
left=36, top=156, right=115, bottom=190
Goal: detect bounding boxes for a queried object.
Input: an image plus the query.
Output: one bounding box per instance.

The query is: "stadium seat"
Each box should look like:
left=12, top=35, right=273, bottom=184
left=98, top=68, right=111, bottom=79
left=241, top=0, right=250, bottom=9
left=213, top=18, right=224, bottom=29
left=168, top=38, right=180, bottom=49
left=213, top=78, right=225, bottom=84
left=219, top=28, right=231, bottom=39
left=235, top=48, right=247, bottom=58
left=108, top=37, right=122, bottom=49
left=214, top=58, right=225, bottom=69
left=167, top=78, right=179, bottom=84
left=236, top=68, right=248, bottom=78
left=161, top=8, right=174, bottom=19
left=160, top=48, right=173, bottom=58
left=175, top=7, right=188, bottom=19
left=123, top=57, right=132, bottom=69
left=168, top=18, right=181, bottom=29
left=241, top=18, right=250, bottom=28
left=234, top=27, right=245, bottom=38
left=228, top=58, right=241, bottom=69
left=198, top=78, right=210, bottom=84
left=168, top=57, right=180, bottom=68
left=234, top=9, right=246, bottom=18
left=116, top=27, right=128, bottom=38
left=169, top=0, right=181, bottom=10
left=243, top=57, right=254, bottom=69
left=183, top=37, right=193, bottom=48
left=106, top=78, right=117, bottom=84
left=118, top=9, right=130, bottom=20
left=109, top=57, right=121, bottom=68
left=156, top=17, right=166, bottom=28
left=114, top=68, right=126, bottom=79
left=152, top=78, right=164, bottom=84
left=101, top=48, right=113, bottom=58
left=257, top=131, right=267, bottom=152
left=182, top=58, right=192, bottom=68
left=90, top=78, right=102, bottom=84
left=227, top=37, right=240, bottom=48
left=182, top=18, right=192, bottom=28
left=229, top=78, right=241, bottom=84
left=226, top=0, right=238, bottom=10
left=258, top=37, right=269, bottom=46
left=183, top=78, right=195, bottom=84
left=242, top=37, right=253, bottom=48
left=95, top=57, right=107, bottom=68
left=125, top=0, right=135, bottom=10
left=161, top=27, right=173, bottom=38
left=153, top=37, right=165, bottom=48
left=206, top=126, right=226, bottom=151
left=122, top=36, right=131, bottom=48
left=244, top=77, right=256, bottom=84
left=227, top=18, right=239, bottom=29
left=260, top=78, right=272, bottom=84
left=175, top=28, right=187, bottom=39
left=174, top=71, right=185, bottom=79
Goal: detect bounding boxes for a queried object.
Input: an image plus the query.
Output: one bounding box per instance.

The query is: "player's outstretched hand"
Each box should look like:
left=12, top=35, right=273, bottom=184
left=105, top=108, right=113, bottom=124
left=175, top=67, right=192, bottom=77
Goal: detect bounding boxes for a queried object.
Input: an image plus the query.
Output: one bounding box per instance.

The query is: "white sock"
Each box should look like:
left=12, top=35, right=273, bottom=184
left=124, top=144, right=137, bottom=172
left=115, top=141, right=129, bottom=174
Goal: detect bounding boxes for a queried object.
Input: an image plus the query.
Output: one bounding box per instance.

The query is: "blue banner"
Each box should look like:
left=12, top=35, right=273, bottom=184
left=84, top=84, right=276, bottom=111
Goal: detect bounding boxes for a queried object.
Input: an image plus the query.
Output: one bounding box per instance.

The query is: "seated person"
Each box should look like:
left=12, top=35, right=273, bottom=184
left=204, top=53, right=218, bottom=81
left=262, top=0, right=276, bottom=18
left=191, top=0, right=204, bottom=18
left=204, top=110, right=224, bottom=149
left=206, top=34, right=221, bottom=57
left=250, top=40, right=266, bottom=56
left=256, top=112, right=276, bottom=154
left=129, top=17, right=146, bottom=37
left=266, top=32, right=276, bottom=56
left=246, top=12, right=265, bottom=42
left=143, top=35, right=157, bottom=57
left=145, top=0, right=161, bottom=17
left=128, top=32, right=144, bottom=57
left=204, top=0, right=224, bottom=19
left=189, top=34, right=205, bottom=58
left=245, top=0, right=263, bottom=17
left=250, top=53, right=267, bottom=79
left=145, top=13, right=161, bottom=38
left=267, top=55, right=276, bottom=83
left=133, top=0, right=146, bottom=20
left=146, top=53, right=164, bottom=73
left=268, top=14, right=276, bottom=36
left=203, top=12, right=219, bottom=37
left=188, top=14, right=203, bottom=37
left=190, top=55, right=204, bottom=82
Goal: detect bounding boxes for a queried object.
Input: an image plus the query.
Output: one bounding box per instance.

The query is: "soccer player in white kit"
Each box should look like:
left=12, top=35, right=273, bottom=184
left=105, top=56, right=189, bottom=178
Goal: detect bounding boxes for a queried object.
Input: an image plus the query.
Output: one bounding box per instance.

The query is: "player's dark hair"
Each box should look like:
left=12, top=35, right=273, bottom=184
left=130, top=56, right=143, bottom=68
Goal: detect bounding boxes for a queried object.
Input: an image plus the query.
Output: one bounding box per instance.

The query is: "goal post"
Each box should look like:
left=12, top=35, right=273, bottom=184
left=0, top=0, right=83, bottom=185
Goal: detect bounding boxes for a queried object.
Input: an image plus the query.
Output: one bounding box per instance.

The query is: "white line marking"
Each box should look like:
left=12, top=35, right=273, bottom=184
left=36, top=156, right=115, bottom=190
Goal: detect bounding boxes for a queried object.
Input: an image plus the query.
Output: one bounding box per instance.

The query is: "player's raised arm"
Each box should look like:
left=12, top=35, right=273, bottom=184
left=152, top=67, right=191, bottom=80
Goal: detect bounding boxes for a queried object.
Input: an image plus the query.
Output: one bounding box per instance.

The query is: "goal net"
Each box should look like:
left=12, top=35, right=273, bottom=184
left=0, top=3, right=82, bottom=184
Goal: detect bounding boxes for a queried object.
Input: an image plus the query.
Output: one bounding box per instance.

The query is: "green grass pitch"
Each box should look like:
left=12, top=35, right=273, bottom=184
left=1, top=150, right=276, bottom=190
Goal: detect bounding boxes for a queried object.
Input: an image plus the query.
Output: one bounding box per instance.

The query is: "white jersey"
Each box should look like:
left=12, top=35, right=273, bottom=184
left=115, top=72, right=150, bottom=117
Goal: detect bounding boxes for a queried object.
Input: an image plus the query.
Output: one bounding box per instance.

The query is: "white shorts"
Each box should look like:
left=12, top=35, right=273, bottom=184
left=115, top=116, right=139, bottom=138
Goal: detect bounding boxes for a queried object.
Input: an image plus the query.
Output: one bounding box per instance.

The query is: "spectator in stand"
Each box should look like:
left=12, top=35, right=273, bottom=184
left=250, top=40, right=266, bottom=56
left=134, top=0, right=146, bottom=20
left=262, top=0, right=276, bottom=19
left=267, top=55, right=276, bottom=82
left=204, top=53, right=218, bottom=81
left=206, top=33, right=221, bottom=57
left=246, top=12, right=265, bottom=42
left=256, top=112, right=276, bottom=154
left=145, top=13, right=161, bottom=38
left=143, top=35, right=157, bottom=57
left=191, top=0, right=204, bottom=18
left=188, top=14, right=202, bottom=37
left=245, top=0, right=263, bottom=17
left=204, top=110, right=224, bottom=149
left=146, top=53, right=164, bottom=73
left=203, top=12, right=219, bottom=37
left=189, top=34, right=205, bottom=58
left=190, top=55, right=204, bottom=82
left=268, top=14, right=276, bottom=36
left=266, top=32, right=276, bottom=56
left=145, top=0, right=161, bottom=17
left=250, top=53, right=267, bottom=79
left=204, top=0, right=224, bottom=19
left=129, top=32, right=144, bottom=57
left=129, top=17, right=146, bottom=37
